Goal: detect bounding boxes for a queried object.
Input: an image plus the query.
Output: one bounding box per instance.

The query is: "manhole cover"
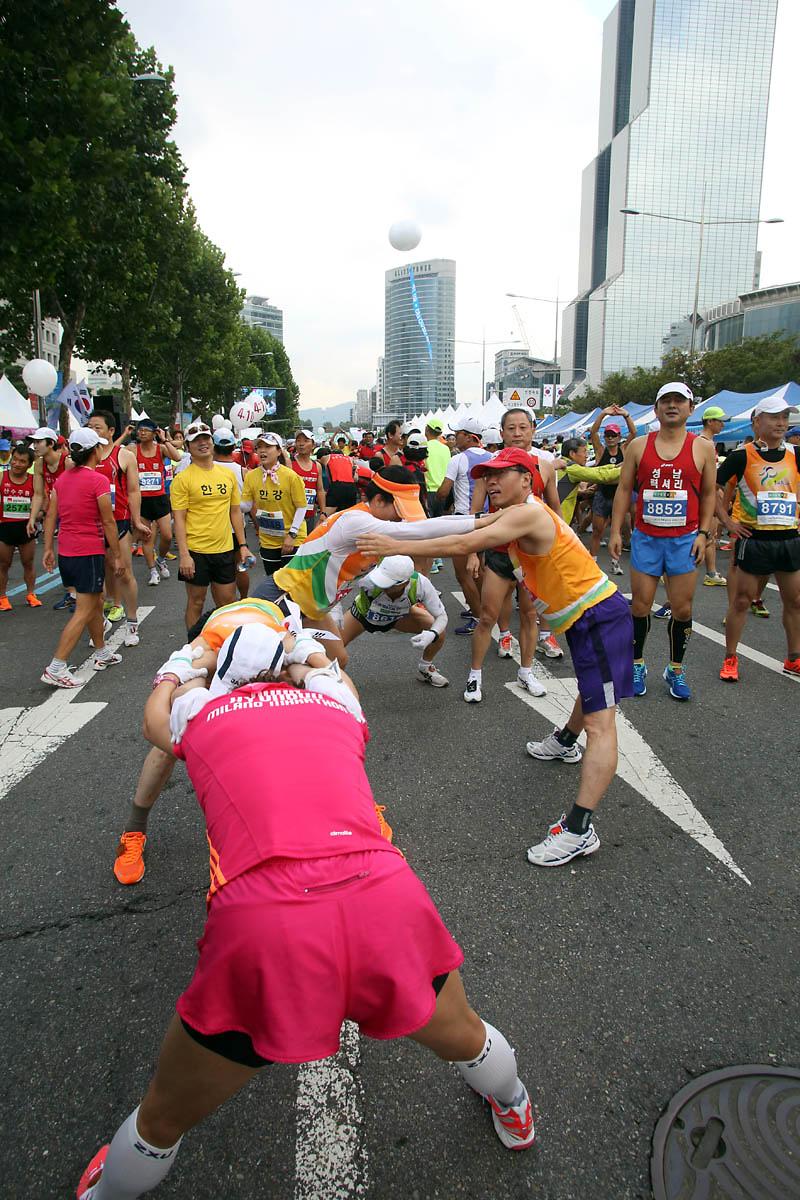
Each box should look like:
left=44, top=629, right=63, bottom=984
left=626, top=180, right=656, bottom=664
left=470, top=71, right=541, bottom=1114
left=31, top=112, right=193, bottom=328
left=651, top=1066, right=800, bottom=1199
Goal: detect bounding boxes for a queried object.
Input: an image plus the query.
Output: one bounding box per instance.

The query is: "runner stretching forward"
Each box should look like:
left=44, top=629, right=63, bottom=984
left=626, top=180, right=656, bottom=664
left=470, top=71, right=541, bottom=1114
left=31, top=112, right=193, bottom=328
left=78, top=625, right=534, bottom=1197
left=356, top=447, right=634, bottom=868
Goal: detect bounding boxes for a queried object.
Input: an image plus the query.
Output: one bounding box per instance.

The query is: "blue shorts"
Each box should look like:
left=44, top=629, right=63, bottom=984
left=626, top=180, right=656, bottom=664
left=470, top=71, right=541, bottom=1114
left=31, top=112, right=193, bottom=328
left=565, top=591, right=634, bottom=714
left=631, top=528, right=697, bottom=578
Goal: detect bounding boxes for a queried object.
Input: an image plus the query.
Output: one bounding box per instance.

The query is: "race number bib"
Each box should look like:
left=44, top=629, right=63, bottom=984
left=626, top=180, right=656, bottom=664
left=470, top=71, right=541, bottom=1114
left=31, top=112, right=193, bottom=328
left=138, top=471, right=162, bottom=493
left=3, top=495, right=31, bottom=520
left=257, top=509, right=285, bottom=533
left=641, top=488, right=688, bottom=528
left=757, top=490, right=798, bottom=527
left=304, top=487, right=316, bottom=507
left=365, top=604, right=397, bottom=626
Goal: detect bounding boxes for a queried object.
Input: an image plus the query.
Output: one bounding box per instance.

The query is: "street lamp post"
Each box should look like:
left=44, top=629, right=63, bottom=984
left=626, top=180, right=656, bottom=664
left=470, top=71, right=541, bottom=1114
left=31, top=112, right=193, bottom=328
left=620, top=194, right=783, bottom=360
left=449, top=337, right=522, bottom=403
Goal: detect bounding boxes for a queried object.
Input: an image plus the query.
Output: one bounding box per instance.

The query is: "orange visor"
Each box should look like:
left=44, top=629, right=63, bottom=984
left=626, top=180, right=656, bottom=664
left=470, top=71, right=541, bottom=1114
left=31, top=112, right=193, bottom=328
left=374, top=476, right=426, bottom=521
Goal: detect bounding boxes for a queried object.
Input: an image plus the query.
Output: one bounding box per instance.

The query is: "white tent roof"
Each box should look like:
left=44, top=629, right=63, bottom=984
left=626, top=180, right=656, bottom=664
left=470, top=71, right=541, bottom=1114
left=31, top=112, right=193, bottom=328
left=478, top=393, right=507, bottom=426
left=0, top=375, right=37, bottom=430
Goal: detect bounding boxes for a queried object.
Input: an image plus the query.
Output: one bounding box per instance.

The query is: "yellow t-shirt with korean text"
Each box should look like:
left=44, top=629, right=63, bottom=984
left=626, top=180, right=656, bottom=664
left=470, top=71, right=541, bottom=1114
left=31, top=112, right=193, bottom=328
left=170, top=463, right=241, bottom=554
left=242, top=464, right=308, bottom=549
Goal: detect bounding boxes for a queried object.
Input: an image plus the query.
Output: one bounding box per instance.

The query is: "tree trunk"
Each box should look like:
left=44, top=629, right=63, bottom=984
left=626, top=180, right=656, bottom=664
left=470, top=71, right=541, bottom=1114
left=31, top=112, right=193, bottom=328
left=121, top=361, right=133, bottom=414
left=57, top=301, right=85, bottom=436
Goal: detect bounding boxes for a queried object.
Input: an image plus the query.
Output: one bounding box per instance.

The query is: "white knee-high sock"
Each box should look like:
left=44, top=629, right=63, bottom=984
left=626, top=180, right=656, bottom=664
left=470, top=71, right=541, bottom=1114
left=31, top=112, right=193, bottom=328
left=89, top=1108, right=182, bottom=1199
left=455, top=1021, right=523, bottom=1106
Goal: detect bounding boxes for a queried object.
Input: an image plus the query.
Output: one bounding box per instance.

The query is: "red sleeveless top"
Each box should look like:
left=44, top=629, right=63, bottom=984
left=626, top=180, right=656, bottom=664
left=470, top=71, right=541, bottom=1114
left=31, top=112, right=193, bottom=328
left=96, top=445, right=130, bottom=520
left=135, top=444, right=166, bottom=497
left=635, top=431, right=701, bottom=537
left=1, top=471, right=34, bottom=522
left=291, top=458, right=320, bottom=516
left=42, top=449, right=68, bottom=497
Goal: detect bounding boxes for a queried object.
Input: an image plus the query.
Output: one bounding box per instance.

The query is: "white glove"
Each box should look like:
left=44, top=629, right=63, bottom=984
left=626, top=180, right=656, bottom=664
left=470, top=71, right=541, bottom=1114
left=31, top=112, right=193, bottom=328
left=303, top=662, right=363, bottom=720
left=157, top=644, right=208, bottom=685
left=169, top=688, right=212, bottom=744
left=285, top=636, right=324, bottom=666
left=410, top=629, right=436, bottom=650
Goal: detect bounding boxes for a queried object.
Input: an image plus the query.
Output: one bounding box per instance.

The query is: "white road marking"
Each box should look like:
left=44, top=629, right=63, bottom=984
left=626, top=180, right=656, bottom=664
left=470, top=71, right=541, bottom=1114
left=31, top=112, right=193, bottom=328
left=295, top=1020, right=368, bottom=1200
left=453, top=592, right=750, bottom=885
left=0, top=606, right=154, bottom=803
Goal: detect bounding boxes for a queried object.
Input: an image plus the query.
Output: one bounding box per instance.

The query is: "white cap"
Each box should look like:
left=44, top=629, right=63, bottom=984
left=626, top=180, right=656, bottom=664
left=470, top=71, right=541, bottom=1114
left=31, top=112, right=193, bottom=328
left=453, top=415, right=484, bottom=437
left=401, top=420, right=422, bottom=435
left=368, top=555, right=415, bottom=589
left=68, top=428, right=108, bottom=450
left=255, top=431, right=284, bottom=448
left=655, top=382, right=694, bottom=405
left=185, top=421, right=213, bottom=442
left=752, top=395, right=800, bottom=418
left=482, top=426, right=502, bottom=445
left=295, top=428, right=314, bottom=440
left=405, top=432, right=427, bottom=449
left=30, top=427, right=58, bottom=441
left=208, top=624, right=286, bottom=698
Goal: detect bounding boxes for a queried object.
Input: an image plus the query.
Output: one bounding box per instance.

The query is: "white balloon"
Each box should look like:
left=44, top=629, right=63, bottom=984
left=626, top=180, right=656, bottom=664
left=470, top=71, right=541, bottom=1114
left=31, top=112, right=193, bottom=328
left=211, top=414, right=225, bottom=430
left=22, top=358, right=58, bottom=396
left=222, top=418, right=233, bottom=429
left=388, top=220, right=422, bottom=252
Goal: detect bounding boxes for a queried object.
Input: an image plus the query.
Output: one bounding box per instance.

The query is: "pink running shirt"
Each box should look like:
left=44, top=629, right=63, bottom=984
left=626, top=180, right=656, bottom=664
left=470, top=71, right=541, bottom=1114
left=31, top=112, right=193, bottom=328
left=53, top=467, right=111, bottom=555
left=173, top=682, right=398, bottom=898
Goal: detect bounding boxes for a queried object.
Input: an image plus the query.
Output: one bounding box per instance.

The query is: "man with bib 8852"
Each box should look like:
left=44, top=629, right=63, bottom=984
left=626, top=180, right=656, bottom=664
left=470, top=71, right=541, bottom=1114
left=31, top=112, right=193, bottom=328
left=609, top=383, right=717, bottom=702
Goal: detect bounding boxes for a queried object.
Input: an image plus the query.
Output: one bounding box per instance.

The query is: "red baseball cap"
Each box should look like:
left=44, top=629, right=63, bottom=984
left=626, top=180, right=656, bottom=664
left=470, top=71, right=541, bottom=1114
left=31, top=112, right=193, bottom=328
left=604, top=423, right=621, bottom=435
left=470, top=447, right=537, bottom=479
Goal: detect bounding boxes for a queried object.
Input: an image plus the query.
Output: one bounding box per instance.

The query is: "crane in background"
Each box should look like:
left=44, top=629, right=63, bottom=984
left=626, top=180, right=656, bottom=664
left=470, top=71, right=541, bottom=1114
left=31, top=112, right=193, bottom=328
left=510, top=303, right=530, bottom=353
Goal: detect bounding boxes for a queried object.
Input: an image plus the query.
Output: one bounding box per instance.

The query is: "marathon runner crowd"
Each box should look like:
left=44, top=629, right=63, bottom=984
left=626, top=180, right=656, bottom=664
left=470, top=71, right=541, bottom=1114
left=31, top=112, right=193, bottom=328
left=1, top=382, right=799, bottom=1197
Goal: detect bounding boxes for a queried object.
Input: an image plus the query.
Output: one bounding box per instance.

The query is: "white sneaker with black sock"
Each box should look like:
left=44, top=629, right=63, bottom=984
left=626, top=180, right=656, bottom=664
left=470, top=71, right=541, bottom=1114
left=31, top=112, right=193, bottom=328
left=517, top=667, right=547, bottom=697
left=463, top=669, right=482, bottom=703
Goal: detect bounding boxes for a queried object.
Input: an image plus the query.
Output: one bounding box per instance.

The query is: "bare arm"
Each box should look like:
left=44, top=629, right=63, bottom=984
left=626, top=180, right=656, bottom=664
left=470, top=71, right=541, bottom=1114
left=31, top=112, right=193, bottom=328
left=230, top=503, right=249, bottom=562
left=356, top=505, right=536, bottom=561
left=608, top=440, right=642, bottom=558
left=172, top=507, right=194, bottom=578
left=622, top=409, right=637, bottom=447
left=692, top=440, right=719, bottom=564
left=28, top=466, right=46, bottom=533
left=436, top=476, right=454, bottom=501
left=315, top=465, right=326, bottom=513
left=42, top=490, right=59, bottom=571
left=121, top=447, right=148, bottom=536
left=589, top=408, right=607, bottom=460
left=143, top=680, right=178, bottom=754
left=540, top=459, right=562, bottom=516
left=470, top=477, right=487, bottom=515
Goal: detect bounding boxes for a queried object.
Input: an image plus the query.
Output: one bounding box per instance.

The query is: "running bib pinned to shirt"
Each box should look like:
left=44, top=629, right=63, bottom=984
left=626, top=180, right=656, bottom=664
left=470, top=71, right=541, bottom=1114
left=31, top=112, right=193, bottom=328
left=257, top=510, right=285, bottom=533
left=2, top=495, right=31, bottom=520
left=756, top=491, right=798, bottom=527
left=304, top=487, right=316, bottom=507
left=641, top=488, right=688, bottom=528
left=139, top=471, right=162, bottom=493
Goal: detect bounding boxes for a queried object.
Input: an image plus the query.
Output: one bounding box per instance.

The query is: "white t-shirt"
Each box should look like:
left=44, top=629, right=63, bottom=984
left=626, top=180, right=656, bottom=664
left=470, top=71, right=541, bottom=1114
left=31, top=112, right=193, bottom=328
left=356, top=569, right=446, bottom=626
left=215, top=458, right=245, bottom=490
left=445, top=448, right=492, bottom=514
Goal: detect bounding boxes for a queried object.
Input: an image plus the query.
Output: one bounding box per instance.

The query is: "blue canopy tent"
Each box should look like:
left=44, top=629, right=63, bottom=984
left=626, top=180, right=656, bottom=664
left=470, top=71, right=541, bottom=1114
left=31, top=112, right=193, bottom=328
left=534, top=410, right=587, bottom=440
left=689, top=382, right=800, bottom=444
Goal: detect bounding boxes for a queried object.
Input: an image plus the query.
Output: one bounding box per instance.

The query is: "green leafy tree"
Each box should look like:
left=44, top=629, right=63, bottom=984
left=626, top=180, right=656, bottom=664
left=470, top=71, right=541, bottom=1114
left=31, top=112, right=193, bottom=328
left=0, top=0, right=186, bottom=428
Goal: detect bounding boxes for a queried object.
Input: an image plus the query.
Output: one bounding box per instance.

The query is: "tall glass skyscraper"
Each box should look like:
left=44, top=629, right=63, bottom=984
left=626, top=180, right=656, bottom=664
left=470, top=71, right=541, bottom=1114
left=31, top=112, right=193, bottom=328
left=384, top=259, right=455, bottom=418
left=561, top=0, right=778, bottom=386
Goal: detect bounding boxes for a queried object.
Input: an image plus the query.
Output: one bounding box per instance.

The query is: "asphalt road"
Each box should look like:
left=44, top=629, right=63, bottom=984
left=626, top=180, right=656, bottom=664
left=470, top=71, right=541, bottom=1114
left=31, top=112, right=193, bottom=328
left=0, top=540, right=797, bottom=1200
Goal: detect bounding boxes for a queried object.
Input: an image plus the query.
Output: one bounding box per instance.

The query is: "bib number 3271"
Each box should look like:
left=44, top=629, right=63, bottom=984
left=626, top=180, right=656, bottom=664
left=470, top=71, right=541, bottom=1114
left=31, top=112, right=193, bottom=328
left=757, top=490, right=798, bottom=527
left=642, top=488, right=688, bottom=528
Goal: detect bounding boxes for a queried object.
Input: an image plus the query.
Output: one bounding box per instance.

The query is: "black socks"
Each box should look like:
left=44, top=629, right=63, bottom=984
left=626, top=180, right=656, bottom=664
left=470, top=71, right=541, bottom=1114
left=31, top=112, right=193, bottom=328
left=633, top=613, right=651, bottom=660
left=565, top=804, right=593, bottom=835
left=668, top=616, right=692, bottom=665
left=555, top=726, right=579, bottom=748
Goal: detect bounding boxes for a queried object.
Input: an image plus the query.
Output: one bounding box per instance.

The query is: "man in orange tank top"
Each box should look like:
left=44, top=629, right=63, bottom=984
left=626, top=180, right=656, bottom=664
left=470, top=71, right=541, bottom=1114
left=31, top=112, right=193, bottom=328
left=609, top=383, right=717, bottom=702
left=356, top=447, right=635, bottom=869
left=715, top=394, right=800, bottom=681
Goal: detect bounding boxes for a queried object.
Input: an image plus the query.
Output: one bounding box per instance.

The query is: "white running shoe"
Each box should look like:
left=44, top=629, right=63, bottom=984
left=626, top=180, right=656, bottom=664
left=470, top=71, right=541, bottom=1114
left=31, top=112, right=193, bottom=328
left=88, top=617, right=113, bottom=648
left=156, top=557, right=170, bottom=579
left=497, top=633, right=513, bottom=658
left=526, top=729, right=582, bottom=762
left=41, top=665, right=81, bottom=689
left=517, top=670, right=547, bottom=697
left=124, top=622, right=140, bottom=647
left=148, top=567, right=160, bottom=586
left=93, top=651, right=123, bottom=671
left=526, top=815, right=600, bottom=867
left=487, top=1089, right=536, bottom=1151
left=609, top=558, right=624, bottom=576
left=463, top=678, right=482, bottom=703
left=418, top=664, right=449, bottom=688
left=536, top=633, right=564, bottom=659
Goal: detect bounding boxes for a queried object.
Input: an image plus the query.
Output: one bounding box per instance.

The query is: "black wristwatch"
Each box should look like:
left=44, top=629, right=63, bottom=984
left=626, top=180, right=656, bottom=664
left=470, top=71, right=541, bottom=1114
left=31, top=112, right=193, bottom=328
left=697, top=529, right=710, bottom=537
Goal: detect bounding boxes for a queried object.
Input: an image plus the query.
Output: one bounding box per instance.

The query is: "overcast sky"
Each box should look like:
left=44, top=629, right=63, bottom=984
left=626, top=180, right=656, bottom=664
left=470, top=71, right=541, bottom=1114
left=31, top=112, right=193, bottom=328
left=123, top=0, right=798, bottom=410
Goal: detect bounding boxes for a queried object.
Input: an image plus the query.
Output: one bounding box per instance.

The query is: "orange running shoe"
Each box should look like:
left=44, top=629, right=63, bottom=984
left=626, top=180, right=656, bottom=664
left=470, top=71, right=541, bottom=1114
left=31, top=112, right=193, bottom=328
left=76, top=1144, right=108, bottom=1198
left=133, top=545, right=144, bottom=557
left=114, top=832, right=146, bottom=884
left=784, top=656, right=800, bottom=679
left=373, top=804, right=393, bottom=843
left=0, top=596, right=11, bottom=611
left=719, top=654, right=739, bottom=682
left=26, top=593, right=43, bottom=608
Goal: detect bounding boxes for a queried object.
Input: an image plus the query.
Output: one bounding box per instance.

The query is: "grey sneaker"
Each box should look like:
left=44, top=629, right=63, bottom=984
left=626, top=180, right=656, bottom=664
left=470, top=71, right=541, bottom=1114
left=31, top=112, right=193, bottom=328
left=525, top=729, right=582, bottom=762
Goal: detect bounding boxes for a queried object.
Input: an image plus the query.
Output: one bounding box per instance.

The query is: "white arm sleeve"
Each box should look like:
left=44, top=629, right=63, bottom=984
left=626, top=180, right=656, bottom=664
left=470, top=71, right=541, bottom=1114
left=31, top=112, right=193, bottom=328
left=388, top=514, right=476, bottom=539
left=288, top=505, right=308, bottom=534
left=416, top=575, right=448, bottom=634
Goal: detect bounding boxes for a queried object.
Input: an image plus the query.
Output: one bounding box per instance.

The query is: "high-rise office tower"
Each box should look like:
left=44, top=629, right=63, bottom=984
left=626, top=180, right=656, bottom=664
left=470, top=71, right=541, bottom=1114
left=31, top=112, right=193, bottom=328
left=561, top=0, right=778, bottom=387
left=384, top=259, right=455, bottom=417
left=241, top=295, right=284, bottom=344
